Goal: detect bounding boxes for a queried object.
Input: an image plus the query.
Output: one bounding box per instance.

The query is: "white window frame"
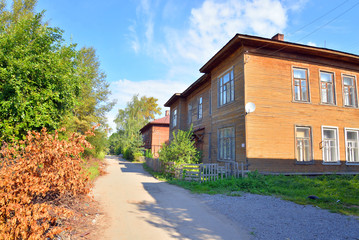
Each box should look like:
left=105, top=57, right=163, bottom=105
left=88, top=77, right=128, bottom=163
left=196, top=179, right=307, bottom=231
left=197, top=97, right=203, bottom=119
left=292, top=67, right=310, bottom=103
left=218, top=68, right=234, bottom=107
left=172, top=108, right=177, bottom=128
left=344, top=128, right=359, bottom=165
left=218, top=127, right=235, bottom=162
left=319, top=70, right=336, bottom=105
left=342, top=74, right=358, bottom=108
left=295, top=126, right=313, bottom=163
left=321, top=126, right=340, bottom=165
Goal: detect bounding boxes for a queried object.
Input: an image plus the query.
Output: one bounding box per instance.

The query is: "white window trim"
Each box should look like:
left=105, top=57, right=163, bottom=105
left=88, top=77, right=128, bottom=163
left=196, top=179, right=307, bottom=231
left=344, top=128, right=359, bottom=165
left=341, top=73, right=358, bottom=108
left=321, top=125, right=340, bottom=165
left=319, top=70, right=337, bottom=105
left=217, top=126, right=236, bottom=162
left=172, top=108, right=177, bottom=128
left=291, top=66, right=311, bottom=103
left=294, top=125, right=314, bottom=163
left=197, top=97, right=203, bottom=119
left=217, top=67, right=235, bottom=107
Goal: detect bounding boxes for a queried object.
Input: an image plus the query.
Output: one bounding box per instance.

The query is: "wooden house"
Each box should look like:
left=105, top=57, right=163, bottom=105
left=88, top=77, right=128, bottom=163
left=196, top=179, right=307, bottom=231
left=140, top=111, right=170, bottom=157
left=164, top=33, right=359, bottom=174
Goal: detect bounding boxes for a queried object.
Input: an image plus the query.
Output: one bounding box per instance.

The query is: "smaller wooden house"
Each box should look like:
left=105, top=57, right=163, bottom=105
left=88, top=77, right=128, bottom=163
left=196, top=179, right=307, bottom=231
left=140, top=111, right=170, bottom=157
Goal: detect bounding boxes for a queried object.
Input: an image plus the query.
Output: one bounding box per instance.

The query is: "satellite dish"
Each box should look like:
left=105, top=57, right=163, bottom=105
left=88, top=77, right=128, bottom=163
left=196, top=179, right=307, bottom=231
left=245, top=102, right=256, bottom=114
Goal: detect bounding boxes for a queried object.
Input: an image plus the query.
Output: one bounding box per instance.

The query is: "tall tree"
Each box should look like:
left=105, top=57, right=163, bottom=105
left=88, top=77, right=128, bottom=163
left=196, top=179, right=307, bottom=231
left=113, top=95, right=161, bottom=159
left=62, top=47, right=115, bottom=133
left=0, top=1, right=80, bottom=141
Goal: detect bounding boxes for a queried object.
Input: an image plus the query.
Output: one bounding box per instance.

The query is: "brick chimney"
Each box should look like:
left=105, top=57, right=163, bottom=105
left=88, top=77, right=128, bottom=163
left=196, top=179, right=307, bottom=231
left=165, top=110, right=169, bottom=116
left=271, top=33, right=284, bottom=41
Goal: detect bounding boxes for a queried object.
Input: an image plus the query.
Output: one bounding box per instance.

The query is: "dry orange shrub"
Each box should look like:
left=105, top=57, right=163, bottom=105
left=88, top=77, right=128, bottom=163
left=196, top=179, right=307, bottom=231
left=0, top=128, right=93, bottom=239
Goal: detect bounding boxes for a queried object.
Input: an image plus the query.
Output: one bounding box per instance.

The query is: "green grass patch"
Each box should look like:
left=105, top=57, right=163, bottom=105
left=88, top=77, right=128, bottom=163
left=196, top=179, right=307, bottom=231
left=87, top=162, right=100, bottom=180
left=144, top=166, right=359, bottom=216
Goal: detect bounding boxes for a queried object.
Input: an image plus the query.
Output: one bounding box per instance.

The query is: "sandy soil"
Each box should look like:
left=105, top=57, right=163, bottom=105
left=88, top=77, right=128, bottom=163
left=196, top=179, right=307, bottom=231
left=91, top=155, right=251, bottom=240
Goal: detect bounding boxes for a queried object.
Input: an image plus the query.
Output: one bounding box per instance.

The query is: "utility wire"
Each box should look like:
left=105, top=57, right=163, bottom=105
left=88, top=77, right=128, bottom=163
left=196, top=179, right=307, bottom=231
left=266, top=0, right=359, bottom=56
left=252, top=0, right=351, bottom=52
left=288, top=0, right=350, bottom=37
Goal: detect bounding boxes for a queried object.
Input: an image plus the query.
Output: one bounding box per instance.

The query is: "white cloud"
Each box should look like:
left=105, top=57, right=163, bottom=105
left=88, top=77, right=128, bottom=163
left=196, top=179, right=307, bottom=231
left=107, top=78, right=189, bottom=132
left=163, top=0, right=288, bottom=65
left=307, top=41, right=317, bottom=47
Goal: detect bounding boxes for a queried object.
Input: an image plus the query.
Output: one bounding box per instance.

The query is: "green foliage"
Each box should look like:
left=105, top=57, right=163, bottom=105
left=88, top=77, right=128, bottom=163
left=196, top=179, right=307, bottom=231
left=0, top=1, right=114, bottom=157
left=110, top=94, right=161, bottom=160
left=159, top=126, right=200, bottom=165
left=145, top=149, right=153, bottom=158
left=0, top=8, right=80, bottom=141
left=168, top=173, right=359, bottom=216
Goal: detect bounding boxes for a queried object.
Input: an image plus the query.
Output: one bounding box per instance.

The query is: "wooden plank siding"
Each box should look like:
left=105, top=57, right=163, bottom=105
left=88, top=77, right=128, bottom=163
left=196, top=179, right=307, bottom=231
left=210, top=48, right=246, bottom=165
left=166, top=33, right=359, bottom=173
left=244, top=50, right=359, bottom=173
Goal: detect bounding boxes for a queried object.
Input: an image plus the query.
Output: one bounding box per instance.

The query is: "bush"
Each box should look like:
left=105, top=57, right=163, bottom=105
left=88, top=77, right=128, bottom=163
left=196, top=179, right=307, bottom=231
left=159, top=127, right=200, bottom=174
left=145, top=149, right=153, bottom=158
left=0, top=128, right=92, bottom=239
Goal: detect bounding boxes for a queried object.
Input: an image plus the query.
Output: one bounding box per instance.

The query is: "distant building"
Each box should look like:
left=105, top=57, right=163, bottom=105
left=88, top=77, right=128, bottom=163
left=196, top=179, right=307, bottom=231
left=165, top=33, right=359, bottom=174
left=140, top=111, right=170, bottom=157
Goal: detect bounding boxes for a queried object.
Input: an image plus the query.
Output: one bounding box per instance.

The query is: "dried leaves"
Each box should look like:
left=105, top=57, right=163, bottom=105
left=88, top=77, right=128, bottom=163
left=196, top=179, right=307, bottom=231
left=0, top=128, right=93, bottom=239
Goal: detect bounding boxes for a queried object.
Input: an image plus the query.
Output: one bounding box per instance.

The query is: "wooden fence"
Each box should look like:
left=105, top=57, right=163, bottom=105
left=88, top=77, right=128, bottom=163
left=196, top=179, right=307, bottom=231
left=145, top=158, right=249, bottom=183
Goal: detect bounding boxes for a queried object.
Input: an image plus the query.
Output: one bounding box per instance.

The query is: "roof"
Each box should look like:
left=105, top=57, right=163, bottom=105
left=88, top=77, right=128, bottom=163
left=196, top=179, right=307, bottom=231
left=164, top=74, right=210, bottom=107
left=164, top=33, right=359, bottom=108
left=140, top=114, right=170, bottom=133
left=200, top=33, right=359, bottom=73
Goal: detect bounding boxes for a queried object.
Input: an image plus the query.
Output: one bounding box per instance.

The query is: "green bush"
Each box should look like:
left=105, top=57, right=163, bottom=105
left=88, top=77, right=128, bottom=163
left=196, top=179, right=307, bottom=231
left=145, top=149, right=153, bottom=158
left=159, top=126, right=200, bottom=174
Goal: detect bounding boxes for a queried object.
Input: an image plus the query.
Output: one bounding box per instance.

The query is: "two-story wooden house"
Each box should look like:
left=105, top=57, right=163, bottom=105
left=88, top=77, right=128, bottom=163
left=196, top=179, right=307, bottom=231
left=165, top=33, right=359, bottom=174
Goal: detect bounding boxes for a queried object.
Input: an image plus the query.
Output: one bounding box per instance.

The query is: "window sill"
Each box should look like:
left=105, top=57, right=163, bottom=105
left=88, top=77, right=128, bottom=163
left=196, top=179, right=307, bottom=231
left=295, top=161, right=314, bottom=165
left=292, top=100, right=311, bottom=104
left=218, top=100, right=235, bottom=109
left=343, top=105, right=358, bottom=109
left=322, top=162, right=341, bottom=165
left=217, top=159, right=235, bottom=162
left=346, top=162, right=359, bottom=166
left=320, top=102, right=337, bottom=106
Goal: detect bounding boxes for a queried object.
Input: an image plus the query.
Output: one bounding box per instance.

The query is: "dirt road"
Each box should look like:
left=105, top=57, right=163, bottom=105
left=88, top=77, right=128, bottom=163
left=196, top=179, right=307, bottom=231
left=92, top=156, right=251, bottom=240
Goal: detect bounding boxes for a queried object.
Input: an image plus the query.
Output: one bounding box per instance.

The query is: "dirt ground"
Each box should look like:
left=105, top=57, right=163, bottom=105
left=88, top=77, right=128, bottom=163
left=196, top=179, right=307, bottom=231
left=91, top=155, right=251, bottom=240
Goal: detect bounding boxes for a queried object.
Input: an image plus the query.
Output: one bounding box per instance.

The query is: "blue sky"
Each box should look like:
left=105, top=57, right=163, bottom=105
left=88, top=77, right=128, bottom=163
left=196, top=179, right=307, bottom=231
left=34, top=0, right=359, bottom=131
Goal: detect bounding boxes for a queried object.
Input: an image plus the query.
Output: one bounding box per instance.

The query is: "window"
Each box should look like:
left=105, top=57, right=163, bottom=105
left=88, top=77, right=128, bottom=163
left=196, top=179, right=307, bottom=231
left=172, top=109, right=177, bottom=127
left=218, top=127, right=235, bottom=161
left=187, top=104, right=192, bottom=124
left=322, top=127, right=339, bottom=163
left=345, top=129, right=359, bottom=164
left=293, top=68, right=309, bottom=102
left=343, top=75, right=357, bottom=107
left=320, top=71, right=335, bottom=104
left=218, top=69, right=234, bottom=106
left=295, top=126, right=313, bottom=162
left=197, top=97, right=203, bottom=119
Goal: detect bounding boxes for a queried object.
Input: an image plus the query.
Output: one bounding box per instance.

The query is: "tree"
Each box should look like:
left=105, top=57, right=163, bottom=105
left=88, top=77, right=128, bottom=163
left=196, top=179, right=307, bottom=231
left=112, top=95, right=161, bottom=160
left=61, top=47, right=115, bottom=158
left=0, top=1, right=114, bottom=158
left=0, top=1, right=80, bottom=142
left=159, top=126, right=200, bottom=165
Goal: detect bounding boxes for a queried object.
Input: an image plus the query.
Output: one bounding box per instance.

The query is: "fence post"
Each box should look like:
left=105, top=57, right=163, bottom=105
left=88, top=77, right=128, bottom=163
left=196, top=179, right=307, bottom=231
left=241, top=162, right=244, bottom=178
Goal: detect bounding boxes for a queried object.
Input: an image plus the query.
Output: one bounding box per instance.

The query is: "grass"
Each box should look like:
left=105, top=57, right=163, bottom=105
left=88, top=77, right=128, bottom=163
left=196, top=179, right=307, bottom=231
left=143, top=164, right=359, bottom=216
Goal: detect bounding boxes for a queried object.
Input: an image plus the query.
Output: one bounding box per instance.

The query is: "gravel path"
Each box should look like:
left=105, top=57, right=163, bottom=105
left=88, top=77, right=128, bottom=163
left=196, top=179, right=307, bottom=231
left=198, top=193, right=359, bottom=240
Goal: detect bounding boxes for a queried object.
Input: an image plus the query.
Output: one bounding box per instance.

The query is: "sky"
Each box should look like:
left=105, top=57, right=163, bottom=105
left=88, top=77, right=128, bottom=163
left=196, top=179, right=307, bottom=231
left=34, top=0, right=359, bottom=131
